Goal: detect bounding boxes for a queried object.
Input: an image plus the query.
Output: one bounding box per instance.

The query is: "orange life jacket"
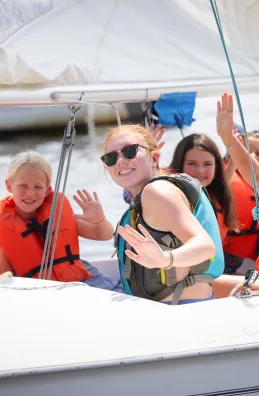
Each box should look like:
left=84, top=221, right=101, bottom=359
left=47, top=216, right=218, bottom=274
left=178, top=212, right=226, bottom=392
left=211, top=201, right=228, bottom=243
left=223, top=171, right=259, bottom=260
left=0, top=192, right=92, bottom=282
left=206, top=191, right=228, bottom=243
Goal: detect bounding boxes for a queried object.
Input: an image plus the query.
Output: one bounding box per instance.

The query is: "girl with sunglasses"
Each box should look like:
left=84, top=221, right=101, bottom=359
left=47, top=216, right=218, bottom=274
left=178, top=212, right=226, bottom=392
left=101, top=124, right=224, bottom=305
left=0, top=150, right=122, bottom=292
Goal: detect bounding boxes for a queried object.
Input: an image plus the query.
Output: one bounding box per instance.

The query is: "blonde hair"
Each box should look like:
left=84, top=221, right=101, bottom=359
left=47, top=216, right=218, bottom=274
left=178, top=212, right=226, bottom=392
left=7, top=150, right=52, bottom=185
left=101, top=124, right=160, bottom=166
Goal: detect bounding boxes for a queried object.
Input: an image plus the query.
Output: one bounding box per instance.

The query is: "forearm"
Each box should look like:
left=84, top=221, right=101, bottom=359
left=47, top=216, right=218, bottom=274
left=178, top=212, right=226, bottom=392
left=93, top=217, right=114, bottom=240
left=224, top=157, right=236, bottom=183
left=78, top=217, right=114, bottom=241
left=221, top=136, right=259, bottom=187
left=161, top=236, right=216, bottom=269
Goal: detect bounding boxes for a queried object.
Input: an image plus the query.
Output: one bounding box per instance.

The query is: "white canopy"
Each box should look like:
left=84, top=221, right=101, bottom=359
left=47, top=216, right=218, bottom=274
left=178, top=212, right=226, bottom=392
left=1, top=0, right=259, bottom=104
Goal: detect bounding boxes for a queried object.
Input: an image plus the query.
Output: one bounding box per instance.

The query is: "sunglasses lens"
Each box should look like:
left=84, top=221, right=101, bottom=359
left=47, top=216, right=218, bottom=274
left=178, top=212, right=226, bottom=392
left=102, top=152, right=118, bottom=166
left=122, top=144, right=138, bottom=159
left=101, top=144, right=139, bottom=166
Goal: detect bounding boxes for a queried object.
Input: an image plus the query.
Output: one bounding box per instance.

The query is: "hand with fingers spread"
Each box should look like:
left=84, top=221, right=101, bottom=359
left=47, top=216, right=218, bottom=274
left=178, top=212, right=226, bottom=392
left=118, top=224, right=169, bottom=269
left=73, top=189, right=105, bottom=225
left=216, top=93, right=236, bottom=147
left=149, top=123, right=165, bottom=149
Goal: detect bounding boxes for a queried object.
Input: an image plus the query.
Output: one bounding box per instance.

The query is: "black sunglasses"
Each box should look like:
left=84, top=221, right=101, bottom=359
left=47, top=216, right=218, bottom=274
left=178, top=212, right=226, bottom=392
left=101, top=144, right=148, bottom=167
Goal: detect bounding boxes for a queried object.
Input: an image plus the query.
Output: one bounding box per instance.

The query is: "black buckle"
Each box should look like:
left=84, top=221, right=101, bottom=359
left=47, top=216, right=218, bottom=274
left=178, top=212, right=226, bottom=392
left=244, top=268, right=259, bottom=288
left=184, top=275, right=196, bottom=287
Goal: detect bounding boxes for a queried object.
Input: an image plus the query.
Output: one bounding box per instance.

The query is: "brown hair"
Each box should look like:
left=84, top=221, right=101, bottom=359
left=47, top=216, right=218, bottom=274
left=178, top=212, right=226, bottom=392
left=169, top=133, right=237, bottom=231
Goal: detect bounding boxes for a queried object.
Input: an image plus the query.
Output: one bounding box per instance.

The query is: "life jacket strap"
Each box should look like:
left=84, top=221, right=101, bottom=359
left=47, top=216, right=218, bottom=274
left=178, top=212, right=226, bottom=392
left=171, top=274, right=214, bottom=305
left=227, top=227, right=259, bottom=236
left=122, top=242, right=133, bottom=279
left=22, top=245, right=80, bottom=278
left=21, top=218, right=49, bottom=240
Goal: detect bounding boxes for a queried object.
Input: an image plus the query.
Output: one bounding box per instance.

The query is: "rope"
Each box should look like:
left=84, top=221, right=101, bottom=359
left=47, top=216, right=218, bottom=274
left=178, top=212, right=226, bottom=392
left=0, top=282, right=88, bottom=291
left=210, top=0, right=259, bottom=223
left=228, top=279, right=246, bottom=297
left=110, top=103, right=121, bottom=126
left=46, top=130, right=75, bottom=280
left=39, top=107, right=78, bottom=280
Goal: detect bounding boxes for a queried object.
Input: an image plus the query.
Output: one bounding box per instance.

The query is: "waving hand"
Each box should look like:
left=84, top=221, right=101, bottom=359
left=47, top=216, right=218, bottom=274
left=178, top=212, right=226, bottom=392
left=118, top=224, right=167, bottom=269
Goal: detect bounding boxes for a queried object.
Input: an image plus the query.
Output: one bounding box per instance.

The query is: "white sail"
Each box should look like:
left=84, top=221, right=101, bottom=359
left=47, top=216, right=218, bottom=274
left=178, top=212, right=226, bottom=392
left=1, top=0, right=259, bottom=105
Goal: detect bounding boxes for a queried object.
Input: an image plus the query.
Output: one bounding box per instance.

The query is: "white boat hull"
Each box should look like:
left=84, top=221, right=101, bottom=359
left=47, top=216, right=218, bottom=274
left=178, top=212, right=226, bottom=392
left=1, top=273, right=259, bottom=396
left=2, top=348, right=259, bottom=396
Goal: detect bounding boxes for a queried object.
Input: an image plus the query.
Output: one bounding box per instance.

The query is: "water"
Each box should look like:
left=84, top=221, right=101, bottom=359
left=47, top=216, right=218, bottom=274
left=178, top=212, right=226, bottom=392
left=1, top=94, right=259, bottom=262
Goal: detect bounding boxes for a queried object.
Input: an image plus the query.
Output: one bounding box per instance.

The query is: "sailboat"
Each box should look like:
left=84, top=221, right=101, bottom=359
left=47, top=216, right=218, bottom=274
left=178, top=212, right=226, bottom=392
left=1, top=1, right=259, bottom=395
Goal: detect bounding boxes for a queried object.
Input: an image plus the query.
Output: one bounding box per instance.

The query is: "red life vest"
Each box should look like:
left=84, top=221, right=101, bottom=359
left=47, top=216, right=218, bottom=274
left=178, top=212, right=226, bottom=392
left=223, top=171, right=259, bottom=260
left=0, top=192, right=92, bottom=282
left=210, top=198, right=228, bottom=243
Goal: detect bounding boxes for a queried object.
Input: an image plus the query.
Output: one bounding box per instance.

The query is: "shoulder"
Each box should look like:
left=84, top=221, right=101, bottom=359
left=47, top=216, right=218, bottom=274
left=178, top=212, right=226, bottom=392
left=0, top=195, right=15, bottom=213
left=141, top=179, right=190, bottom=208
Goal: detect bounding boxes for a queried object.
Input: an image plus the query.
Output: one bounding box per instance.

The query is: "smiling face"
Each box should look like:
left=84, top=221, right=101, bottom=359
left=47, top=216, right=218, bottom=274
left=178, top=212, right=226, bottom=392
left=105, top=130, right=158, bottom=196
left=248, top=137, right=259, bottom=162
left=5, top=165, right=50, bottom=219
left=183, top=148, right=216, bottom=187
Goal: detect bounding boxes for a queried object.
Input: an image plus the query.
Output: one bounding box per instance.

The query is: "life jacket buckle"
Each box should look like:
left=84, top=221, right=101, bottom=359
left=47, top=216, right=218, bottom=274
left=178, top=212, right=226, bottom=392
left=183, top=275, right=196, bottom=287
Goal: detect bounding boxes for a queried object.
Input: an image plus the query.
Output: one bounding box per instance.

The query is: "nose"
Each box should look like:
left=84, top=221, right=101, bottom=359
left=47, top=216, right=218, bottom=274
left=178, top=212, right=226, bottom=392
left=195, top=165, right=206, bottom=174
left=24, top=187, right=35, bottom=197
left=116, top=151, right=127, bottom=165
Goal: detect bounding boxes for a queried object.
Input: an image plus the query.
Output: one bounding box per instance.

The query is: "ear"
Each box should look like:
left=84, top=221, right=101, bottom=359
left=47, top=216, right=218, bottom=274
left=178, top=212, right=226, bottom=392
left=152, top=151, right=160, bottom=168
left=45, top=186, right=52, bottom=197
left=5, top=179, right=12, bottom=193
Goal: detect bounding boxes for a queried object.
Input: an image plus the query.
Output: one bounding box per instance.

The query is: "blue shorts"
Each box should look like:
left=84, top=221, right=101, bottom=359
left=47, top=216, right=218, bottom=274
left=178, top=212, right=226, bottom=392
left=224, top=252, right=244, bottom=274
left=81, top=260, right=123, bottom=293
left=162, top=293, right=215, bottom=306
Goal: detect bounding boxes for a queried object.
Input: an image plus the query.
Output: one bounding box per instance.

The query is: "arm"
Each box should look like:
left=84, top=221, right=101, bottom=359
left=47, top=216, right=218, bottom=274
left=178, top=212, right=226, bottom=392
left=76, top=217, right=113, bottom=241
left=118, top=181, right=215, bottom=269
left=73, top=190, right=114, bottom=241
left=217, top=93, right=259, bottom=187
left=0, top=248, right=14, bottom=275
left=224, top=157, right=236, bottom=183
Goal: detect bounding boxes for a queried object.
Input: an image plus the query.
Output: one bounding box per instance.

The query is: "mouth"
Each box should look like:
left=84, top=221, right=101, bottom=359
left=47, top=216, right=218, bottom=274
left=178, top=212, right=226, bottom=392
left=196, top=177, right=208, bottom=185
left=118, top=169, right=135, bottom=176
left=22, top=200, right=36, bottom=205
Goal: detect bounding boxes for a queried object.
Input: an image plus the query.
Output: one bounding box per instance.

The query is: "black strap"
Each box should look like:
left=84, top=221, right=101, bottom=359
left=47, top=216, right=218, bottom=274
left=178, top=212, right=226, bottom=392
left=21, top=218, right=49, bottom=240
left=227, top=228, right=259, bottom=236
left=23, top=245, right=79, bottom=278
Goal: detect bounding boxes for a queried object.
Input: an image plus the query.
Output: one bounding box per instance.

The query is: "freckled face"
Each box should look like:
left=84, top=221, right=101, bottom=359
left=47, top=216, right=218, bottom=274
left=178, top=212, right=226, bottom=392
left=5, top=166, right=50, bottom=219
left=183, top=148, right=216, bottom=187
left=105, top=131, right=157, bottom=195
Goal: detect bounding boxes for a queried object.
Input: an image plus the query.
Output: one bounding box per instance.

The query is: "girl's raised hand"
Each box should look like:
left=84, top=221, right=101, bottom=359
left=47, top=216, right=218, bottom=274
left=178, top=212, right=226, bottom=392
left=149, top=123, right=165, bottom=150
left=118, top=223, right=167, bottom=269
left=216, top=93, right=234, bottom=142
left=73, top=189, right=105, bottom=224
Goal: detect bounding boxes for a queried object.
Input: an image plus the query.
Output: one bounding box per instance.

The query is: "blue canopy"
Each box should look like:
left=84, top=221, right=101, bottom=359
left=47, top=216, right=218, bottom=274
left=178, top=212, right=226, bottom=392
left=153, top=92, right=196, bottom=129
